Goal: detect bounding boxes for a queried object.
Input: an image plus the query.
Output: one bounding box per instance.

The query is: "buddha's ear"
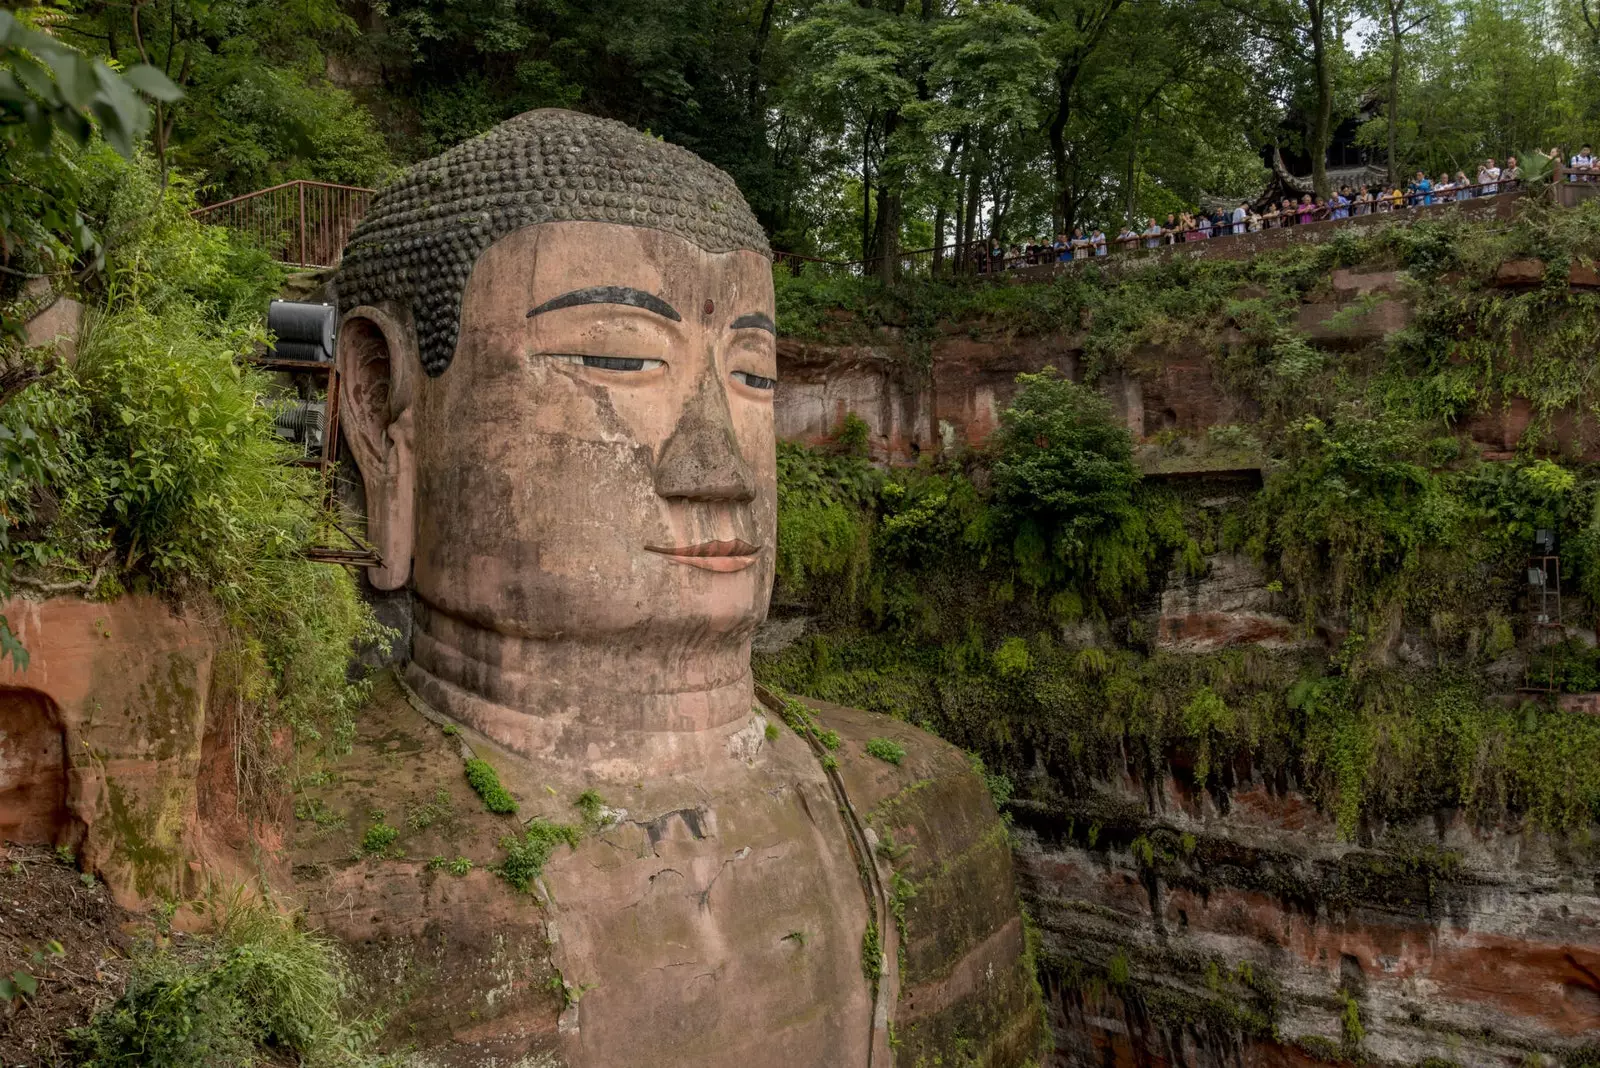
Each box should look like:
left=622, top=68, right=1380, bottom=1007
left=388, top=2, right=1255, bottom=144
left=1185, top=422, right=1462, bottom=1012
left=337, top=305, right=417, bottom=590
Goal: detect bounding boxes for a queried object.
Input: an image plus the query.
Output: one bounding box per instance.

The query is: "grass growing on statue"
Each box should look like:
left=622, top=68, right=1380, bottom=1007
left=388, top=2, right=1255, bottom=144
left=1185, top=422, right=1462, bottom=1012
left=71, top=895, right=388, bottom=1068
left=760, top=336, right=1600, bottom=838
left=464, top=758, right=519, bottom=814
left=0, top=144, right=386, bottom=786
left=499, top=819, right=582, bottom=893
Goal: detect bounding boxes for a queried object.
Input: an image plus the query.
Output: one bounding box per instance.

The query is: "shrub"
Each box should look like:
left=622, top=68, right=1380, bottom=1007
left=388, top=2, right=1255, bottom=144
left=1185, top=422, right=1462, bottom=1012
left=361, top=822, right=398, bottom=856
left=0, top=146, right=385, bottom=786
left=573, top=789, right=608, bottom=829
left=464, top=758, right=518, bottom=814
left=71, top=897, right=375, bottom=1067
left=865, top=738, right=906, bottom=765
left=498, top=819, right=581, bottom=893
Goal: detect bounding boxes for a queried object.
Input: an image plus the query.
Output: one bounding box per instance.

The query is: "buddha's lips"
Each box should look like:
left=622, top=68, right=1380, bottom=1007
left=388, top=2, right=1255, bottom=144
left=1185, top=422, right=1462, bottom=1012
left=645, top=540, right=762, bottom=572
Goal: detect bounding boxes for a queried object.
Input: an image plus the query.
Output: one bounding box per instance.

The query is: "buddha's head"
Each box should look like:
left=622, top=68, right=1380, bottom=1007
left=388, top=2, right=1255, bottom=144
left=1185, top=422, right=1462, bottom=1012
left=334, top=110, right=776, bottom=767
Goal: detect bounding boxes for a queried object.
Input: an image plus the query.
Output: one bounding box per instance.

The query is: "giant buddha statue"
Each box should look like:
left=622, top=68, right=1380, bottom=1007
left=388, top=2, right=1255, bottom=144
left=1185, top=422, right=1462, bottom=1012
left=319, top=109, right=1040, bottom=1067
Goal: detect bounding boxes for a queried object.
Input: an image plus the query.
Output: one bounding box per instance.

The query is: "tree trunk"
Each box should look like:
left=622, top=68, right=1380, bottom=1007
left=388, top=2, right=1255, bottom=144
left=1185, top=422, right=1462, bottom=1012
left=872, top=109, right=902, bottom=283
left=873, top=184, right=901, bottom=283
left=963, top=164, right=981, bottom=263
left=861, top=125, right=873, bottom=264
left=748, top=0, right=777, bottom=115
left=1125, top=110, right=1142, bottom=222
left=954, top=165, right=967, bottom=270
left=931, top=133, right=962, bottom=276
left=1386, top=0, right=1401, bottom=186
left=1048, top=66, right=1072, bottom=229
left=1308, top=0, right=1331, bottom=199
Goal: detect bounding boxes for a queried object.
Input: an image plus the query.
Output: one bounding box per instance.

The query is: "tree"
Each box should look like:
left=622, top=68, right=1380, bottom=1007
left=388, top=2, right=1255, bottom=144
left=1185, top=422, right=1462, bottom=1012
left=0, top=9, right=178, bottom=292
left=1030, top=0, right=1124, bottom=230
left=1361, top=0, right=1435, bottom=185
left=55, top=0, right=391, bottom=195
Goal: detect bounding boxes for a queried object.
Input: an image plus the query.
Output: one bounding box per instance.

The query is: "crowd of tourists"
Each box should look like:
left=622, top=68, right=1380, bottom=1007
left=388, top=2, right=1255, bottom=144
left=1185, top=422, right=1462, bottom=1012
left=975, top=147, right=1594, bottom=272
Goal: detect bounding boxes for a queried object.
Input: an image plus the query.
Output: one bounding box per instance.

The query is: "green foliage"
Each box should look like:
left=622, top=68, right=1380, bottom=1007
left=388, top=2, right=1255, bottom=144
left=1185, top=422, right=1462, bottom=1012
left=775, top=438, right=879, bottom=601
left=171, top=56, right=393, bottom=195
left=71, top=897, right=380, bottom=1067
left=573, top=789, right=611, bottom=829
left=464, top=758, right=518, bottom=815
left=1338, top=991, right=1365, bottom=1052
left=0, top=940, right=58, bottom=1003
left=865, top=737, right=906, bottom=765
left=427, top=855, right=473, bottom=876
left=57, top=0, right=392, bottom=197
left=990, top=368, right=1141, bottom=554
left=860, top=918, right=882, bottom=988
left=360, top=821, right=398, bottom=856
left=406, top=789, right=453, bottom=831
left=497, top=819, right=581, bottom=893
left=0, top=11, right=178, bottom=307
left=0, top=146, right=381, bottom=781
left=760, top=626, right=1600, bottom=837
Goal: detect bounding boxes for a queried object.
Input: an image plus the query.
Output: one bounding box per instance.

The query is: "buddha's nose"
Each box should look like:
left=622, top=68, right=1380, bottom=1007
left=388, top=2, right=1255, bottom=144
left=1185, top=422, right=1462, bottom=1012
left=654, top=374, right=756, bottom=502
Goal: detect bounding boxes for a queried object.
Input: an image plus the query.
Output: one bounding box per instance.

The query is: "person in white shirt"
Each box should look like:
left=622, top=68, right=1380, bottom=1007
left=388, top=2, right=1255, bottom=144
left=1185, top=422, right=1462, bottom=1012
left=1091, top=228, right=1107, bottom=256
left=1231, top=202, right=1247, bottom=235
left=1141, top=218, right=1163, bottom=249
left=1572, top=145, right=1596, bottom=182
left=1478, top=158, right=1500, bottom=196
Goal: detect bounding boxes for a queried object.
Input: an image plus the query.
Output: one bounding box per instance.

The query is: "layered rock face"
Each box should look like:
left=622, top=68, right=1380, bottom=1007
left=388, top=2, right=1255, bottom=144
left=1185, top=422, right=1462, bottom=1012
left=772, top=245, right=1600, bottom=1065
left=1012, top=770, right=1600, bottom=1067
left=0, top=595, right=235, bottom=907
left=775, top=263, right=1600, bottom=468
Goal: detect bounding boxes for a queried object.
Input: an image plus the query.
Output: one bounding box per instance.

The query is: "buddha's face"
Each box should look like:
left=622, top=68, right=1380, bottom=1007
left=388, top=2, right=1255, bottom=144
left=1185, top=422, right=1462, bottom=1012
left=349, top=221, right=777, bottom=657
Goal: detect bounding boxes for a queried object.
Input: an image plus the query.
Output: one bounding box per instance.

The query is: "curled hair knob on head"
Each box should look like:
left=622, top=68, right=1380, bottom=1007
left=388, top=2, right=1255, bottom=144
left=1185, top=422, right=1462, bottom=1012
left=335, top=109, right=770, bottom=377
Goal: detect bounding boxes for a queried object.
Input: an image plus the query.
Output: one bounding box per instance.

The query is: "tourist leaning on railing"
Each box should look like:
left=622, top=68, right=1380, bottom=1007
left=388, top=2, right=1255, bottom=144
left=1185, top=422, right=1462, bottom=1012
left=1571, top=145, right=1595, bottom=181
left=945, top=147, right=1567, bottom=278
left=1479, top=159, right=1501, bottom=196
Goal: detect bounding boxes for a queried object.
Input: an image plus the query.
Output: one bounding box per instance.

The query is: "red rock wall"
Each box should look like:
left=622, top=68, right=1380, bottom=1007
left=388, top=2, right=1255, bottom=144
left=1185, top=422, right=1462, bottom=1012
left=775, top=251, right=1600, bottom=467
left=0, top=687, right=69, bottom=845
left=1011, top=773, right=1600, bottom=1068
left=0, top=595, right=224, bottom=907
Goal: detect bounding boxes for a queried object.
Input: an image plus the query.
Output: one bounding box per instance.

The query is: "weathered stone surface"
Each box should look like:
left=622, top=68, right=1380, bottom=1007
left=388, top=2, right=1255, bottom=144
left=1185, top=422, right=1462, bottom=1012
left=22, top=296, right=85, bottom=364
left=0, top=595, right=221, bottom=907
left=804, top=698, right=1046, bottom=1067
left=325, top=108, right=1042, bottom=1066
left=292, top=674, right=1042, bottom=1067
left=1012, top=769, right=1600, bottom=1068
left=1156, top=554, right=1301, bottom=653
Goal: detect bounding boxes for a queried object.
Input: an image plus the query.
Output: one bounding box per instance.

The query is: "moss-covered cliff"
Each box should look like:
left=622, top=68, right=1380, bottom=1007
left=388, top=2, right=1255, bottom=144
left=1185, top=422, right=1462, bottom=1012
left=760, top=198, right=1600, bottom=1067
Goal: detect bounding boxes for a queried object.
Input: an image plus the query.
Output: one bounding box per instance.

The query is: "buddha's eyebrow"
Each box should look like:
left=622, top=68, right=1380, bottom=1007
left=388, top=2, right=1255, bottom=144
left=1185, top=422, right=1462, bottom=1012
left=730, top=312, right=775, bottom=334
left=526, top=286, right=681, bottom=322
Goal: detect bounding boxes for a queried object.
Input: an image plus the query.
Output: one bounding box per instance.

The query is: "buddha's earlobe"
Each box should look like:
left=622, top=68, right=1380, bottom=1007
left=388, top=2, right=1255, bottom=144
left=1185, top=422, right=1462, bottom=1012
left=337, top=306, right=417, bottom=590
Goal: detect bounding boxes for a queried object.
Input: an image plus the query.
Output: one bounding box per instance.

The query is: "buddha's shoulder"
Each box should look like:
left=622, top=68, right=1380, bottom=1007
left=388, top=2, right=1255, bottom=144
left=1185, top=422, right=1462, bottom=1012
left=760, top=689, right=1044, bottom=1063
left=765, top=693, right=1014, bottom=892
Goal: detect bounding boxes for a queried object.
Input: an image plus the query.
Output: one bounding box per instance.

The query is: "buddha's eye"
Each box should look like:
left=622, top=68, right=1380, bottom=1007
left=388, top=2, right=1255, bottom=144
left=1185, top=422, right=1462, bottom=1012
left=733, top=371, right=776, bottom=390
left=551, top=354, right=664, bottom=372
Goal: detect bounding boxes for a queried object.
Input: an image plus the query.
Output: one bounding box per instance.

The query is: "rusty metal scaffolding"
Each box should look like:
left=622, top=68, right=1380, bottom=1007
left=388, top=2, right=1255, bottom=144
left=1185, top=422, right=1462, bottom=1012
left=192, top=181, right=375, bottom=269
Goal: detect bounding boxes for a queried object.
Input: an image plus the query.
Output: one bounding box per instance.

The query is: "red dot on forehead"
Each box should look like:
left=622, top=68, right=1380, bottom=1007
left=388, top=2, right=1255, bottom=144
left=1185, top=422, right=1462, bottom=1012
left=704, top=299, right=714, bottom=315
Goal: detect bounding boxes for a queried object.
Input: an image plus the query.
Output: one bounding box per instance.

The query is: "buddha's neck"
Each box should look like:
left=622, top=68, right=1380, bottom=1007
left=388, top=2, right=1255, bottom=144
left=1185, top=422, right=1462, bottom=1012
left=406, top=600, right=758, bottom=778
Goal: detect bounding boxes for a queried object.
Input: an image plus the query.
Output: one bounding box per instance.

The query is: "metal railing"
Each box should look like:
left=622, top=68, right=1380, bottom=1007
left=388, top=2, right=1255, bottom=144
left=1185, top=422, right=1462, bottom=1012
left=195, top=164, right=1593, bottom=278
left=192, top=180, right=376, bottom=269
left=774, top=170, right=1597, bottom=280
